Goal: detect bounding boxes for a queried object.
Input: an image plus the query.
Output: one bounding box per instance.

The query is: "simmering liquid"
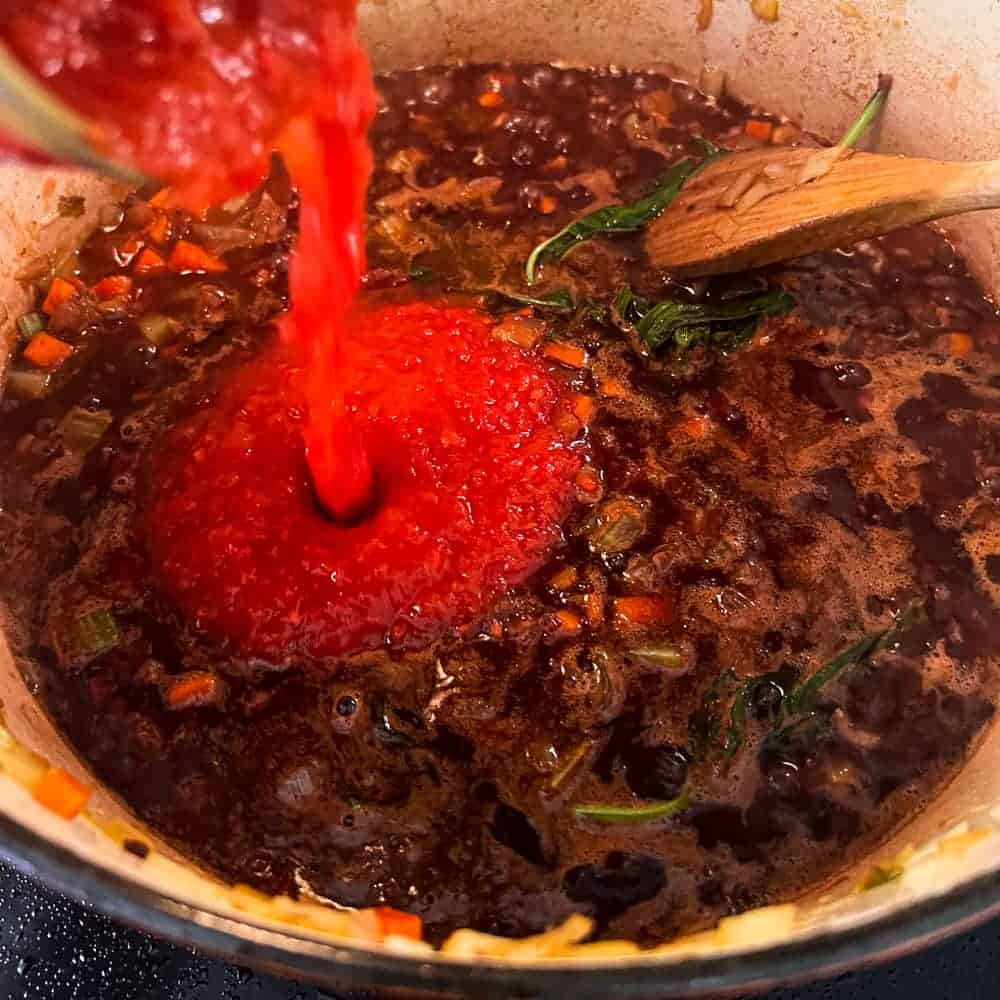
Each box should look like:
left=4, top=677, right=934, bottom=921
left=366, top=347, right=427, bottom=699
left=0, top=64, right=998, bottom=946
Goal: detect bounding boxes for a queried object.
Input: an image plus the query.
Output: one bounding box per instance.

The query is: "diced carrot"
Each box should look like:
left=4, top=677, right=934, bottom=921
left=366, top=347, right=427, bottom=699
left=575, top=466, right=603, bottom=496
left=33, top=767, right=90, bottom=820
left=133, top=247, right=167, bottom=275
left=149, top=187, right=172, bottom=208
left=23, top=332, right=73, bottom=369
left=92, top=274, right=134, bottom=300
left=611, top=595, right=674, bottom=627
left=949, top=331, right=974, bottom=356
left=538, top=195, right=558, bottom=215
left=374, top=906, right=423, bottom=941
left=146, top=213, right=171, bottom=245
left=164, top=671, right=221, bottom=710
left=677, top=414, right=709, bottom=439
left=487, top=620, right=504, bottom=640
left=41, top=276, right=82, bottom=316
left=478, top=91, right=504, bottom=108
left=540, top=155, right=568, bottom=174
left=168, top=240, right=227, bottom=274
left=570, top=393, right=596, bottom=424
left=598, top=377, right=630, bottom=400
left=543, top=341, right=589, bottom=368
left=744, top=119, right=774, bottom=142
left=771, top=123, right=801, bottom=146
left=551, top=609, right=583, bottom=635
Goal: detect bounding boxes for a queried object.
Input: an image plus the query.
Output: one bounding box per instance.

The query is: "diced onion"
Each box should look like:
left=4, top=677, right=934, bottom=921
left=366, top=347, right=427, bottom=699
left=734, top=179, right=774, bottom=212
left=699, top=65, right=727, bottom=101
left=5, top=369, right=51, bottom=401
left=718, top=169, right=758, bottom=208
left=138, top=313, right=181, bottom=346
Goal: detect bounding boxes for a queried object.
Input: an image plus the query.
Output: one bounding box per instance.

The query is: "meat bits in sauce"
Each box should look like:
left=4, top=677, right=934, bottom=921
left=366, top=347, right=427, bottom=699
left=2, top=64, right=1000, bottom=947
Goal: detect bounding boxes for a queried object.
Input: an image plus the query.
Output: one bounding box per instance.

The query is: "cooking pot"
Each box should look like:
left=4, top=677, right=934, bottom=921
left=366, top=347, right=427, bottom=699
left=1, top=0, right=999, bottom=995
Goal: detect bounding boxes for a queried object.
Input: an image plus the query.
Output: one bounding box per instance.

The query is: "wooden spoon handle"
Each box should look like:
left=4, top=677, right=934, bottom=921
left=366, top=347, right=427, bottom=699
left=647, top=152, right=1000, bottom=277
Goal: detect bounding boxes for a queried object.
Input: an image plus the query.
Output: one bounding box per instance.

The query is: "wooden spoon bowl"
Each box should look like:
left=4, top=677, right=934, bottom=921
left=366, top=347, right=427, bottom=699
left=646, top=145, right=1000, bottom=277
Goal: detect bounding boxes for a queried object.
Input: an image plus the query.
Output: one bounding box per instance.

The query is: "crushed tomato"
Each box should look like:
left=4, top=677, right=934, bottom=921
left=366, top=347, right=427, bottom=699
left=144, top=304, right=583, bottom=661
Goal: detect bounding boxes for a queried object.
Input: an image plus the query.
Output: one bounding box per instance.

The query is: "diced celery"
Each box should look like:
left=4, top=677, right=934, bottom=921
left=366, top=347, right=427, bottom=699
left=16, top=311, right=47, bottom=340
left=72, top=609, right=120, bottom=661
left=138, top=313, right=181, bottom=346
left=4, top=368, right=51, bottom=401
left=60, top=406, right=113, bottom=454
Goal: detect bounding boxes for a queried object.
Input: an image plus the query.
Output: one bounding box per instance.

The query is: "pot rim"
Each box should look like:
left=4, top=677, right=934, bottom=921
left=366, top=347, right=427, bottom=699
left=2, top=811, right=999, bottom=997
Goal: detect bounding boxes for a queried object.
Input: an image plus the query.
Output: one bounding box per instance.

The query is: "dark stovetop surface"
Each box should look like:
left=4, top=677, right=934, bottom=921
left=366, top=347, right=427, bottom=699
left=0, top=862, right=996, bottom=1000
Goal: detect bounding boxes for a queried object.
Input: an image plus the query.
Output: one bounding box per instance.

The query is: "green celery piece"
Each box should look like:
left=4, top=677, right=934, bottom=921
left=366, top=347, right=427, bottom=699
left=74, top=609, right=120, bottom=660
left=16, top=311, right=47, bottom=340
left=525, top=139, right=726, bottom=285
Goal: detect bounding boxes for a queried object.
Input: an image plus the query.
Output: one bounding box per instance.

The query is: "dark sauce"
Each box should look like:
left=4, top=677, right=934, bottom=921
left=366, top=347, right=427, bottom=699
left=2, top=65, right=999, bottom=946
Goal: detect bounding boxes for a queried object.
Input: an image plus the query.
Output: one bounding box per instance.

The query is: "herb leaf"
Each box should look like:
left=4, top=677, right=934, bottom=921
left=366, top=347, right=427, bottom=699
left=688, top=667, right=737, bottom=754
left=724, top=679, right=755, bottom=758
left=783, top=602, right=926, bottom=719
left=574, top=789, right=691, bottom=825
left=479, top=287, right=576, bottom=313
left=616, top=286, right=794, bottom=356
left=722, top=664, right=799, bottom=756
left=524, top=139, right=726, bottom=285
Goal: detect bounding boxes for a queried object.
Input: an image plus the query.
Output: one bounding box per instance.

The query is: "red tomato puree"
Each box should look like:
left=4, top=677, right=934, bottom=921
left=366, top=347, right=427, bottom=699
left=145, top=304, right=582, bottom=660
left=0, top=3, right=584, bottom=659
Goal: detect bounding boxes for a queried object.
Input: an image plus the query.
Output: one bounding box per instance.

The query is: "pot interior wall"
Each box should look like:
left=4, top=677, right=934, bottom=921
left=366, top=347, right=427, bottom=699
left=0, top=0, right=999, bottom=970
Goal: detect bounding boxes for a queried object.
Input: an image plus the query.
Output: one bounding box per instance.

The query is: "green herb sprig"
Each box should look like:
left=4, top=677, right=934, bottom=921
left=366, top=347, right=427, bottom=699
left=782, top=601, right=925, bottom=719
left=836, top=74, right=893, bottom=151
left=574, top=789, right=691, bottom=825
left=615, top=285, right=794, bottom=356
left=479, top=287, right=577, bottom=313
left=525, top=139, right=725, bottom=285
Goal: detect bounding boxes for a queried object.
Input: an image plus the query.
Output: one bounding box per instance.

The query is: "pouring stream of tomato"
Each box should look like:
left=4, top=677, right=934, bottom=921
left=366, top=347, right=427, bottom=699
left=0, top=1, right=376, bottom=519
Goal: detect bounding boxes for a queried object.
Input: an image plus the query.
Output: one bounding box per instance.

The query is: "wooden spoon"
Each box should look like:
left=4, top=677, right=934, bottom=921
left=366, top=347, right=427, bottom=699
left=0, top=43, right=148, bottom=184
left=645, top=145, right=1000, bottom=277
